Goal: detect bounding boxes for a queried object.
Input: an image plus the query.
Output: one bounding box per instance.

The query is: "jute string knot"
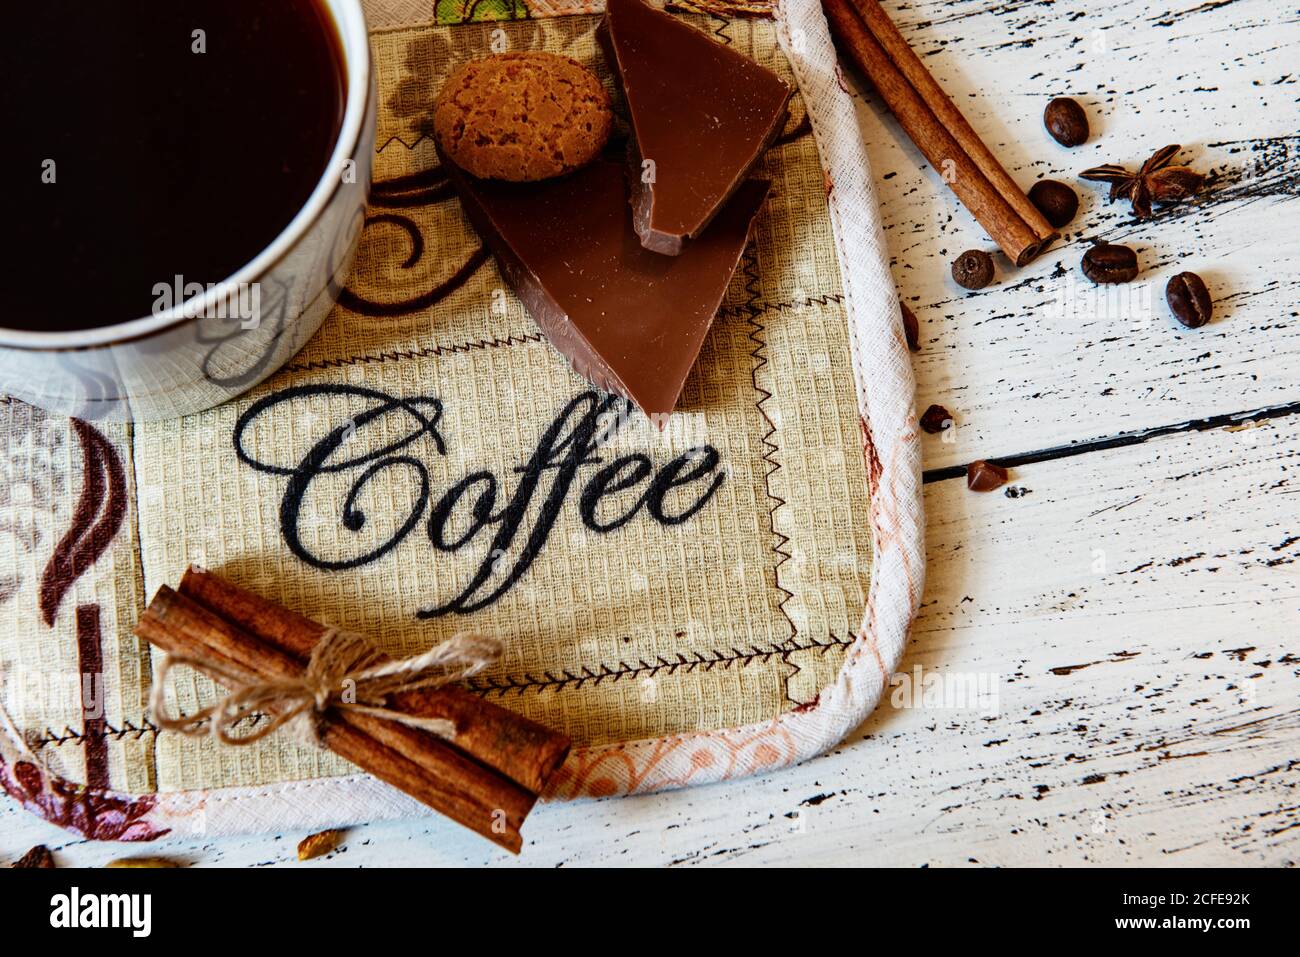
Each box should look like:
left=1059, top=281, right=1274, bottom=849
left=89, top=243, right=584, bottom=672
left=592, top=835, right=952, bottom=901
left=150, top=628, right=502, bottom=748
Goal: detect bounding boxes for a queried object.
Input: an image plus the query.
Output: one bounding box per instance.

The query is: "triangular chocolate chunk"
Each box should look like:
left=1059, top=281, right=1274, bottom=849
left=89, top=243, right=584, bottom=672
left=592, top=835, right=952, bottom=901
left=599, top=0, right=791, bottom=255
left=446, top=158, right=769, bottom=419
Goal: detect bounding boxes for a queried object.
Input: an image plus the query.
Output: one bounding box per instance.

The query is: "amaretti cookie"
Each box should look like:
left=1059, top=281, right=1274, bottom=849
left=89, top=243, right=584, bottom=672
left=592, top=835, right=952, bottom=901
left=434, top=52, right=613, bottom=182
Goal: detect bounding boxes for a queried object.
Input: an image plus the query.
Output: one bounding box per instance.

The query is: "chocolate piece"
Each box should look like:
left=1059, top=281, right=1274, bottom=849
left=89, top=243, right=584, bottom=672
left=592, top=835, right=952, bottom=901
left=599, top=0, right=791, bottom=255
left=446, top=157, right=769, bottom=418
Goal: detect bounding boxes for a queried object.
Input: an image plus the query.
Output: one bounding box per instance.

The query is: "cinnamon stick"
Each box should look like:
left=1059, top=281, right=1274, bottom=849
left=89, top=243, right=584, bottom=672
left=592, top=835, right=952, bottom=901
left=822, top=0, right=1057, bottom=266
left=136, top=585, right=535, bottom=853
left=176, top=565, right=569, bottom=794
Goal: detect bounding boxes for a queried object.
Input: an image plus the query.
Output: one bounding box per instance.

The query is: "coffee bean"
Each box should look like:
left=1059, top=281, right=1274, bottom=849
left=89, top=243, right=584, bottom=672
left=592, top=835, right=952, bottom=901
left=952, top=249, right=995, bottom=290
left=901, top=301, right=920, bottom=352
left=1166, top=271, right=1212, bottom=328
left=920, top=404, right=953, bottom=434
left=1044, top=97, right=1088, bottom=147
left=967, top=460, right=1009, bottom=492
left=1028, top=179, right=1079, bottom=229
left=1081, top=243, right=1139, bottom=284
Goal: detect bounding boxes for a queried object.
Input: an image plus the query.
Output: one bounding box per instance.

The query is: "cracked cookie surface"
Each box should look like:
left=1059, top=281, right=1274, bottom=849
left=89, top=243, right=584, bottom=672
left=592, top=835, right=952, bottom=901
left=434, top=52, right=613, bottom=182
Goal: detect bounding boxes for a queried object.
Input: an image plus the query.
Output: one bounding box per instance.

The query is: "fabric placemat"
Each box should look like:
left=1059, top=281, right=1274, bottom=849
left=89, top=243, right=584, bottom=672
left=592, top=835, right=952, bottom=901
left=0, top=0, right=921, bottom=838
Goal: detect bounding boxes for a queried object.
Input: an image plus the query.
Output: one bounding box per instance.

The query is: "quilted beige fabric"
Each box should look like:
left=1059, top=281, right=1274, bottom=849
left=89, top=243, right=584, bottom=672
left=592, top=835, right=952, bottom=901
left=1, top=8, right=877, bottom=802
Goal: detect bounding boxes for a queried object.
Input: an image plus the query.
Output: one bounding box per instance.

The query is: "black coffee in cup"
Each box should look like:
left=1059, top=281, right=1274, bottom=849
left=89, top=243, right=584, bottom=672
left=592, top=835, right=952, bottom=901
left=3, top=1, right=346, bottom=332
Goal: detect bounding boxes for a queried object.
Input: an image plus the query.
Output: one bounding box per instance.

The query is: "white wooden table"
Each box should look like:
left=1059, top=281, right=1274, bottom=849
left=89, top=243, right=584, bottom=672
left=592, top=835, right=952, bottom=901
left=4, top=0, right=1297, bottom=867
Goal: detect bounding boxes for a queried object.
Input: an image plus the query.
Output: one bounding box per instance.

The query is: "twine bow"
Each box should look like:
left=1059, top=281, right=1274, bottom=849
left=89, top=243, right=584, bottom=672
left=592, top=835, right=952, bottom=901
left=150, top=628, right=502, bottom=747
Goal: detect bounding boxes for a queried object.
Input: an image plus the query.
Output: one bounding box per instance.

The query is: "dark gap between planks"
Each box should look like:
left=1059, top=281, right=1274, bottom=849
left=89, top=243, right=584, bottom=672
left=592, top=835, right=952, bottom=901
left=922, top=399, right=1300, bottom=484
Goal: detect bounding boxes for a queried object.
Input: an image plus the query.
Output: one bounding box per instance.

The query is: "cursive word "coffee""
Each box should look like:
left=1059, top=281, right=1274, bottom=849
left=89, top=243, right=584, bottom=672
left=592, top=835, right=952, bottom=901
left=233, top=385, right=726, bottom=616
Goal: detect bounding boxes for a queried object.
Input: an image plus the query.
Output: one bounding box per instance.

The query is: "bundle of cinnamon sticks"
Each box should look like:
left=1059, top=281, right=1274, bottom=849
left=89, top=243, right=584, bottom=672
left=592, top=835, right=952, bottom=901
left=135, top=566, right=570, bottom=853
left=823, top=0, right=1057, bottom=266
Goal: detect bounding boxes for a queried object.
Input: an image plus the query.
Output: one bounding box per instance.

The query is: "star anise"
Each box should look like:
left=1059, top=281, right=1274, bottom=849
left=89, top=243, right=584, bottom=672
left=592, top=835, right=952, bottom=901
left=1080, top=144, right=1205, bottom=219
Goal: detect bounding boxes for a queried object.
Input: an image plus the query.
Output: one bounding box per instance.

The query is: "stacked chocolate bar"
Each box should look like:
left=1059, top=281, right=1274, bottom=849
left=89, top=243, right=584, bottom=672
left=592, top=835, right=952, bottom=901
left=435, top=0, right=792, bottom=420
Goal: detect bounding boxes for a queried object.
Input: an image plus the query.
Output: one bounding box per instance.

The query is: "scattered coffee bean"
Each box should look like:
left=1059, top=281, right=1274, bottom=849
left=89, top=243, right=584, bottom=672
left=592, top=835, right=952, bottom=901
left=13, top=845, right=54, bottom=868
left=920, top=404, right=953, bottom=434
left=1081, top=243, right=1139, bottom=284
left=1028, top=179, right=1079, bottom=229
left=1044, top=97, right=1088, bottom=147
left=1166, top=271, right=1212, bottom=328
left=967, top=459, right=1009, bottom=492
left=952, top=249, right=995, bottom=290
left=901, top=301, right=920, bottom=352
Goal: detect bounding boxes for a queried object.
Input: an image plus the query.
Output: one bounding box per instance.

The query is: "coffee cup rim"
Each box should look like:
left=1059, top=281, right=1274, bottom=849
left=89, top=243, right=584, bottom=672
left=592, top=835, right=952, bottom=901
left=0, top=0, right=371, bottom=351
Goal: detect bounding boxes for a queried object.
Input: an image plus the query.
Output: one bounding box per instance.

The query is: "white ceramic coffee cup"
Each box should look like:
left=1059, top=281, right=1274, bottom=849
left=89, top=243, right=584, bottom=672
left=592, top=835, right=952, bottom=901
left=0, top=0, right=376, bottom=422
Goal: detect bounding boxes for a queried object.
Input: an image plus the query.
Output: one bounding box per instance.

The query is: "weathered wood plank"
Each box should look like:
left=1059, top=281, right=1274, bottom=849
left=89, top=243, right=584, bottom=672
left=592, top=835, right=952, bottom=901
left=6, top=412, right=1294, bottom=865
left=854, top=0, right=1300, bottom=469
